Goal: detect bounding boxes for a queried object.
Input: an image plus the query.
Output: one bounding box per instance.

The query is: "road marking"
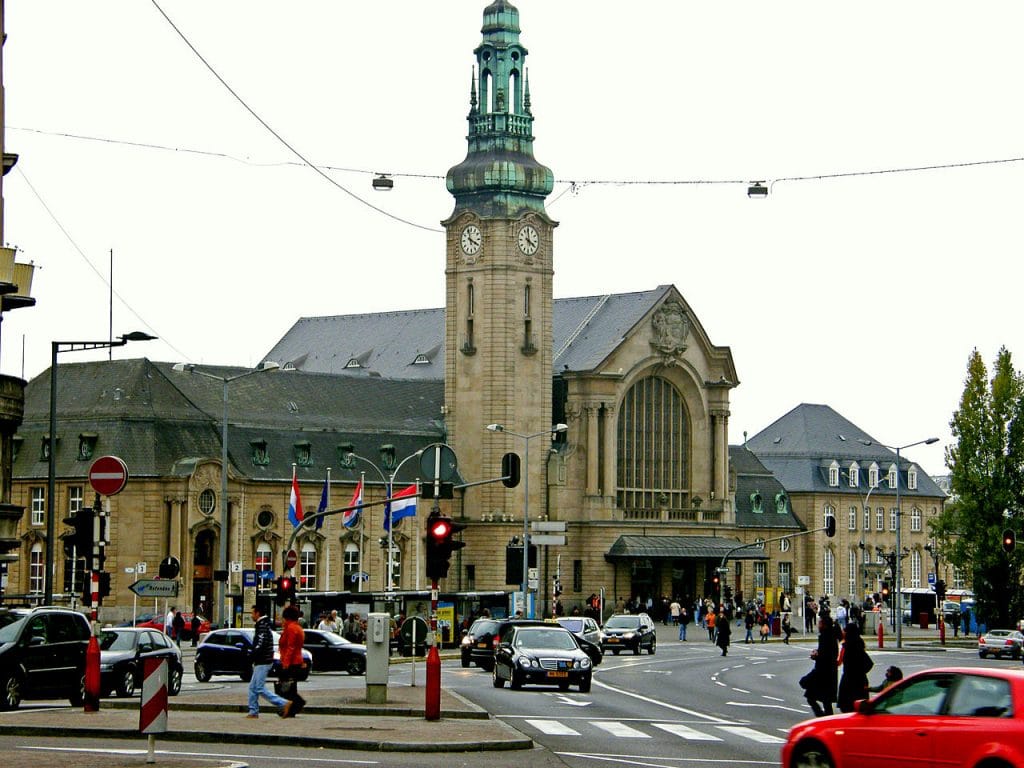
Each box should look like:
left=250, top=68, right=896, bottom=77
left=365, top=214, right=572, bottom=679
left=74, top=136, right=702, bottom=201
left=717, top=725, right=787, bottom=744
left=592, top=678, right=734, bottom=723
left=592, top=721, right=651, bottom=738
left=651, top=722, right=722, bottom=741
left=728, top=701, right=807, bottom=714
left=526, top=718, right=581, bottom=735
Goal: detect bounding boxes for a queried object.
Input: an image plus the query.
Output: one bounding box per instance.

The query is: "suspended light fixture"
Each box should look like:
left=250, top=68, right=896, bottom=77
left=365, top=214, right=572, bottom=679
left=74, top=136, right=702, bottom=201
left=747, top=181, right=768, bottom=198
left=372, top=173, right=394, bottom=191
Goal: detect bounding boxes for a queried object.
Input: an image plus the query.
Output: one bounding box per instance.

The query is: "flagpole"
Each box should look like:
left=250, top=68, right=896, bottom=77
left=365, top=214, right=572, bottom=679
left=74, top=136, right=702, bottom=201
left=358, top=472, right=365, bottom=593
left=386, top=477, right=394, bottom=593
left=324, top=467, right=331, bottom=590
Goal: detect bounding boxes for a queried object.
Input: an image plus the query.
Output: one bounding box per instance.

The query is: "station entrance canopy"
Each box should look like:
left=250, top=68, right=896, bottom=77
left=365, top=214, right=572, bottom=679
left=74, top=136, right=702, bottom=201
left=605, top=535, right=770, bottom=563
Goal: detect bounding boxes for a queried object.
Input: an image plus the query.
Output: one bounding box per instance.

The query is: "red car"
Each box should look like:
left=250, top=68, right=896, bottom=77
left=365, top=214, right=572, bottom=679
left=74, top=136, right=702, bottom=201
left=136, top=612, right=211, bottom=641
left=782, top=667, right=1024, bottom=768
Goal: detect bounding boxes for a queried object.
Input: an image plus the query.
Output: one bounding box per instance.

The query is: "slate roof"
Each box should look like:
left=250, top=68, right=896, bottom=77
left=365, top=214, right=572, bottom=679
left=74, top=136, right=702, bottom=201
left=605, top=535, right=769, bottom=561
left=744, top=403, right=947, bottom=498
left=730, top=445, right=804, bottom=531
left=262, top=286, right=674, bottom=378
left=14, top=359, right=445, bottom=486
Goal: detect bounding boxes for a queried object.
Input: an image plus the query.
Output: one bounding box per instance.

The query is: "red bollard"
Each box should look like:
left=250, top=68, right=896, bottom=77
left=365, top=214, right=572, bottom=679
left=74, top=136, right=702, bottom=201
left=425, top=645, right=440, bottom=721
left=877, top=616, right=884, bottom=649
left=84, top=635, right=101, bottom=712
left=940, top=617, right=946, bottom=645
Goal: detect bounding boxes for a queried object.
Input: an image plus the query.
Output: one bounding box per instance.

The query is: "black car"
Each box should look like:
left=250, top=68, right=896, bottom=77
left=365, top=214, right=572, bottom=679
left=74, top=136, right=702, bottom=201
left=492, top=624, right=592, bottom=693
left=0, top=606, right=92, bottom=709
left=460, top=618, right=547, bottom=671
left=600, top=613, right=657, bottom=655
left=554, top=617, right=604, bottom=666
left=302, top=629, right=366, bottom=675
left=98, top=627, right=183, bottom=697
left=193, top=628, right=312, bottom=683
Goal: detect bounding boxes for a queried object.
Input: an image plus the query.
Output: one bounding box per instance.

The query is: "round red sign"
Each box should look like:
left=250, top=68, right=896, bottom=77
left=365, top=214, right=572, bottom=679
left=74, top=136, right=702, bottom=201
left=284, top=549, right=298, bottom=570
left=89, top=455, right=129, bottom=496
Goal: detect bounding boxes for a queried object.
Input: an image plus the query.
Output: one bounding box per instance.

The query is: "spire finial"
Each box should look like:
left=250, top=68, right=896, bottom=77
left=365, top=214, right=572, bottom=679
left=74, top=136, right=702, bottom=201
left=524, top=67, right=532, bottom=116
left=470, top=66, right=478, bottom=114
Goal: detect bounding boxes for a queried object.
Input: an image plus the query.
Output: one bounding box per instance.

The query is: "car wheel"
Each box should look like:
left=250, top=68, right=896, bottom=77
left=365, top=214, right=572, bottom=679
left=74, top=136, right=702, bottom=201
left=649, top=639, right=657, bottom=655
left=979, top=651, right=987, bottom=659
left=510, top=670, right=523, bottom=690
left=579, top=673, right=592, bottom=694
left=461, top=655, right=470, bottom=668
left=116, top=666, right=137, bottom=697
left=69, top=674, right=85, bottom=707
left=168, top=666, right=182, bottom=696
left=345, top=657, right=366, bottom=676
left=0, top=674, right=22, bottom=711
left=633, top=644, right=641, bottom=655
left=492, top=666, right=504, bottom=688
left=194, top=660, right=211, bottom=683
left=789, top=741, right=834, bottom=768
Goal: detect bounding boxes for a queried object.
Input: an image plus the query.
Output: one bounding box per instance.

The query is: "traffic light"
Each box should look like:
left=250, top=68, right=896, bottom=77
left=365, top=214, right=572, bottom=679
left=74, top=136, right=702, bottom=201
left=275, top=575, right=296, bottom=606
left=881, top=582, right=890, bottom=603
left=98, top=571, right=111, bottom=600
left=723, top=585, right=733, bottom=602
left=425, top=512, right=467, bottom=581
left=63, top=506, right=95, bottom=557
left=553, top=577, right=562, bottom=597
left=935, top=579, right=946, bottom=601
left=711, top=572, right=720, bottom=599
left=1003, top=529, right=1016, bottom=554
left=501, top=452, right=521, bottom=488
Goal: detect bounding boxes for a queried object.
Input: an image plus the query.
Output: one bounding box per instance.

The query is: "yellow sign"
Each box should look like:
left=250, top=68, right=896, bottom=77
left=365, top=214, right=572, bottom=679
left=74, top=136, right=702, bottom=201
left=436, top=602, right=455, bottom=645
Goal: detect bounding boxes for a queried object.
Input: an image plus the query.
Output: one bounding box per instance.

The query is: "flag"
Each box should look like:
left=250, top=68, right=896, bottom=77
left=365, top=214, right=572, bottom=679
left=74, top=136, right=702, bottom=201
left=384, top=483, right=417, bottom=531
left=343, top=478, right=363, bottom=529
left=315, top=475, right=328, bottom=530
left=288, top=468, right=304, bottom=527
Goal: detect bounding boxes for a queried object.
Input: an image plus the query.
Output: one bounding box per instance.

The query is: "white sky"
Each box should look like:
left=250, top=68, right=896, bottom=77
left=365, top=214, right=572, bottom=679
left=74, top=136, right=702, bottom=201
left=4, top=1, right=1023, bottom=477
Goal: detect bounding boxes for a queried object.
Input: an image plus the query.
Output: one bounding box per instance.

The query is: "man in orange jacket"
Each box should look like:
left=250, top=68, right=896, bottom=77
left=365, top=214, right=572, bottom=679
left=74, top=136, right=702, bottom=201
left=278, top=604, right=306, bottom=716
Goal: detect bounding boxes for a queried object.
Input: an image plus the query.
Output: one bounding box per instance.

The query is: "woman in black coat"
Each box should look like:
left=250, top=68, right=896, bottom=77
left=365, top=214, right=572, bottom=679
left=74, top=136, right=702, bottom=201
left=837, top=623, right=873, bottom=712
left=803, top=613, right=839, bottom=717
left=715, top=609, right=731, bottom=656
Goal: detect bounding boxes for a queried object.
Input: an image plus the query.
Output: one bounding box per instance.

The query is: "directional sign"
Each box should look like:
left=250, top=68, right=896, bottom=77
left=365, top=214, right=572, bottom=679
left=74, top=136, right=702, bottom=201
left=129, top=579, right=179, bottom=598
left=531, top=534, right=567, bottom=546
left=242, top=569, right=258, bottom=588
left=89, top=455, right=128, bottom=496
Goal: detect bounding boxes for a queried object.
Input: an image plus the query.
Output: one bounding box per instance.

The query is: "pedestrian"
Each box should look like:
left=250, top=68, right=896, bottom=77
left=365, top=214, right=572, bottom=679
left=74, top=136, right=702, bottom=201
left=318, top=609, right=340, bottom=633
left=278, top=604, right=307, bottom=717
left=836, top=600, right=848, bottom=631
left=172, top=611, right=185, bottom=646
left=715, top=609, right=731, bottom=656
left=190, top=613, right=201, bottom=647
left=246, top=604, right=291, bottom=719
left=669, top=597, right=681, bottom=625
left=837, top=623, right=873, bottom=712
left=678, top=607, right=689, bottom=641
left=744, top=609, right=756, bottom=643
left=706, top=607, right=717, bottom=642
left=868, top=665, right=904, bottom=693
left=759, top=615, right=771, bottom=643
left=165, top=606, right=175, bottom=637
left=801, top=613, right=839, bottom=718
left=782, top=612, right=793, bottom=644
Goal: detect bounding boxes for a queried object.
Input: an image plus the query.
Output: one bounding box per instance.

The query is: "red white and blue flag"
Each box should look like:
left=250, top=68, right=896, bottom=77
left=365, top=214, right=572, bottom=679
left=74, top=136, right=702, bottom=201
left=288, top=467, right=304, bottom=528
left=384, top=483, right=417, bottom=531
left=343, top=478, right=363, bottom=529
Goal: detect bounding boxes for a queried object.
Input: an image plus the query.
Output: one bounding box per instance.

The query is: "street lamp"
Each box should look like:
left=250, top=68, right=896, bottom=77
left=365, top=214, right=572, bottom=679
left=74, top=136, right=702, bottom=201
left=486, top=423, right=567, bottom=618
left=46, top=331, right=157, bottom=604
left=860, top=435, right=939, bottom=648
left=172, top=361, right=280, bottom=627
left=342, top=447, right=423, bottom=592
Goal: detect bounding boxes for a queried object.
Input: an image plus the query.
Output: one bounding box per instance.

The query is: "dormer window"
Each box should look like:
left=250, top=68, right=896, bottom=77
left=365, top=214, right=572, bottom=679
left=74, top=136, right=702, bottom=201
left=887, top=463, right=898, bottom=489
left=40, top=435, right=54, bottom=462
left=868, top=462, right=880, bottom=488
left=413, top=353, right=430, bottom=365
left=344, top=358, right=361, bottom=369
left=775, top=492, right=788, bottom=514
left=908, top=466, right=918, bottom=490
left=828, top=460, right=839, bottom=487
left=293, top=441, right=312, bottom=467
left=77, top=433, right=97, bottom=461
left=11, top=435, right=22, bottom=464
left=250, top=440, right=269, bottom=466
left=750, top=492, right=763, bottom=513
left=848, top=462, right=859, bottom=487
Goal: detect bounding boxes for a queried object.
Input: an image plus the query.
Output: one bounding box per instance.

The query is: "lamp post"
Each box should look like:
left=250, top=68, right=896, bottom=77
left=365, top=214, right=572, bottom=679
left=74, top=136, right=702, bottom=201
left=46, top=332, right=157, bottom=605
left=860, top=436, right=939, bottom=648
left=172, top=362, right=280, bottom=627
left=486, top=423, right=567, bottom=618
left=342, top=447, right=423, bottom=592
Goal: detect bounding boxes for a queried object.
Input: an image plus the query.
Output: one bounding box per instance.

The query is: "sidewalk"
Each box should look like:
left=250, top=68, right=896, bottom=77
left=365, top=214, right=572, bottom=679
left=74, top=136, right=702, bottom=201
left=0, top=682, right=532, bottom=766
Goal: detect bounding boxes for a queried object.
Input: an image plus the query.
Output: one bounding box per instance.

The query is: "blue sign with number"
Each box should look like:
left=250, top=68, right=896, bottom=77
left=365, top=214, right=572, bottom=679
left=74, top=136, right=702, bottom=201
left=243, top=570, right=258, bottom=588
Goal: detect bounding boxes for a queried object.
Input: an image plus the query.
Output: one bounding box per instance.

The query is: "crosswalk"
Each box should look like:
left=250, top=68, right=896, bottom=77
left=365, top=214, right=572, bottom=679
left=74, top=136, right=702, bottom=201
left=521, top=718, right=786, bottom=745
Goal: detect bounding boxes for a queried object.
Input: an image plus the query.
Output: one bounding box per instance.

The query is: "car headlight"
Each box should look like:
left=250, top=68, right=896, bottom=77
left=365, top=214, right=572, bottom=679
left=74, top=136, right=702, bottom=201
left=580, top=657, right=592, bottom=669
left=623, top=632, right=636, bottom=639
left=518, top=657, right=538, bottom=668
left=460, top=636, right=473, bottom=647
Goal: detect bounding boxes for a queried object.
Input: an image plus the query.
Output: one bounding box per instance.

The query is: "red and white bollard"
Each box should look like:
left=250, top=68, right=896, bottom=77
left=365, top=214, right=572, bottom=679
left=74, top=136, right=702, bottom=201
left=877, top=615, right=885, bottom=649
left=139, top=657, right=168, bottom=764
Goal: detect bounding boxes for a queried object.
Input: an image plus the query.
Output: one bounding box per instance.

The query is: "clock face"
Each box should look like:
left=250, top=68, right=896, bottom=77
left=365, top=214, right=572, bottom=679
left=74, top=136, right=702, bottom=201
left=518, top=225, right=539, bottom=256
left=460, top=225, right=482, bottom=256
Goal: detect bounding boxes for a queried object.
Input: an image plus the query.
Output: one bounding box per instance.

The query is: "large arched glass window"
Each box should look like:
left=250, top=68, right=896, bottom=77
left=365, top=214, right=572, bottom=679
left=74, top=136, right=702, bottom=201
left=343, top=544, right=360, bottom=590
left=300, top=543, right=317, bottom=592
left=823, top=549, right=835, bottom=597
left=255, top=543, right=272, bottom=589
left=616, top=376, right=689, bottom=511
left=29, top=543, right=43, bottom=594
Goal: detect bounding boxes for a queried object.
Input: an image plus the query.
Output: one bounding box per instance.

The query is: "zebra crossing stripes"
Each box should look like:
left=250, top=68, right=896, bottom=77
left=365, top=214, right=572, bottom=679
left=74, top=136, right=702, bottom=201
left=651, top=722, right=722, bottom=741
left=592, top=721, right=651, bottom=738
left=716, top=725, right=787, bottom=744
left=522, top=718, right=783, bottom=744
left=526, top=719, right=582, bottom=736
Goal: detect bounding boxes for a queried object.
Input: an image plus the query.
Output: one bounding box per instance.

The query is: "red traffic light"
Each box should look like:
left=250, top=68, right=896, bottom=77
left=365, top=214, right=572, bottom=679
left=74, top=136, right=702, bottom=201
left=1003, top=529, right=1016, bottom=554
left=429, top=519, right=452, bottom=540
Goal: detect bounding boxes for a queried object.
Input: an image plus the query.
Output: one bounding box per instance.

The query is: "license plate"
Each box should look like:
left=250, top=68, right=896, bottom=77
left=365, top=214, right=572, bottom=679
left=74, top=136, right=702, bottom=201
left=607, top=637, right=619, bottom=643
left=477, top=642, right=488, bottom=648
left=547, top=671, right=569, bottom=678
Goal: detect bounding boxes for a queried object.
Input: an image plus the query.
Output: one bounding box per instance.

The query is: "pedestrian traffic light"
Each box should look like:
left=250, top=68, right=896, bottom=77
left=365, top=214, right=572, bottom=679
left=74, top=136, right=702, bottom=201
left=881, top=582, right=890, bottom=602
left=98, top=571, right=111, bottom=600
left=501, top=452, right=521, bottom=488
left=425, top=512, right=467, bottom=581
left=63, top=506, right=94, bottom=557
left=1003, top=529, right=1016, bottom=554
left=723, top=585, right=733, bottom=602
left=935, top=579, right=946, bottom=601
left=275, top=575, right=296, bottom=606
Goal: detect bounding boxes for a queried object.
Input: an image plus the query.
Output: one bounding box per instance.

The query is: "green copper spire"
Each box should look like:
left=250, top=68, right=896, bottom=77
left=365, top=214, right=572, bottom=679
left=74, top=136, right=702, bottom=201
left=446, top=1, right=553, bottom=218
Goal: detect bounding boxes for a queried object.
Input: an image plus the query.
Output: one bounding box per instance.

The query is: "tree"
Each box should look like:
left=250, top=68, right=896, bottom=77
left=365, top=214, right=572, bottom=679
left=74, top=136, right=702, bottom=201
left=932, top=348, right=1024, bottom=629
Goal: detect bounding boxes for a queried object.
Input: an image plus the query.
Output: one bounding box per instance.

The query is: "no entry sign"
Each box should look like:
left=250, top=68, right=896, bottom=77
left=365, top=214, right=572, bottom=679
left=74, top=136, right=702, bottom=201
left=89, top=455, right=129, bottom=496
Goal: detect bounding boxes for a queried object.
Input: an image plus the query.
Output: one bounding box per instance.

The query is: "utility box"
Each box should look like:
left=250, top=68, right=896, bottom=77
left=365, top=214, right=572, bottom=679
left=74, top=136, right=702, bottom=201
left=365, top=612, right=390, bottom=704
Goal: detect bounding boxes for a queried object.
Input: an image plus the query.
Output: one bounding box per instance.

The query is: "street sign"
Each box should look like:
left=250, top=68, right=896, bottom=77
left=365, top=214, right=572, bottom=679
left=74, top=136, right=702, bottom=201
left=230, top=561, right=242, bottom=573
left=928, top=573, right=936, bottom=584
left=88, top=455, right=129, bottom=496
left=284, top=549, right=298, bottom=569
left=531, top=521, right=567, bottom=532
left=528, top=567, right=539, bottom=580
left=136, top=562, right=147, bottom=574
left=129, top=579, right=179, bottom=598
left=242, top=569, right=258, bottom=588
left=531, top=534, right=566, bottom=546
left=159, top=556, right=180, bottom=579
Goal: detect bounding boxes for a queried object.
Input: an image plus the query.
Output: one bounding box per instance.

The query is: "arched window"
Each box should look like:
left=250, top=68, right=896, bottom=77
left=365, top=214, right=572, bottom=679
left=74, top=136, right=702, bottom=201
left=823, top=549, right=835, bottom=597
left=828, top=461, right=839, bottom=487
left=300, top=543, right=317, bottom=592
left=848, top=462, right=859, bottom=487
left=616, top=376, right=689, bottom=512
left=343, top=543, right=360, bottom=590
left=910, top=550, right=922, bottom=588
left=911, top=507, right=922, bottom=532
left=29, top=543, right=43, bottom=594
left=255, top=543, right=272, bottom=589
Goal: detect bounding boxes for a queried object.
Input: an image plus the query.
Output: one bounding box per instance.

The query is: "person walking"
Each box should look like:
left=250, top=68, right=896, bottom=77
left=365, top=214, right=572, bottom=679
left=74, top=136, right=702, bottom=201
left=744, top=609, right=756, bottom=643
left=172, top=611, right=185, bottom=647
left=278, top=604, right=307, bottom=717
left=837, top=623, right=873, bottom=713
left=678, top=606, right=690, bottom=641
left=802, top=613, right=839, bottom=718
left=164, top=606, right=175, bottom=637
left=782, top=612, right=793, bottom=644
left=246, top=605, right=291, bottom=719
left=190, top=613, right=201, bottom=647
left=669, top=598, right=681, bottom=626
left=715, top=609, right=731, bottom=656
left=706, top=607, right=717, bottom=642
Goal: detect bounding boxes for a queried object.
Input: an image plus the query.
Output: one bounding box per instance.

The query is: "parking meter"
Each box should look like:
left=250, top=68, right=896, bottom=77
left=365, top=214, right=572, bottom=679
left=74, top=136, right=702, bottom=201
left=365, top=612, right=390, bottom=704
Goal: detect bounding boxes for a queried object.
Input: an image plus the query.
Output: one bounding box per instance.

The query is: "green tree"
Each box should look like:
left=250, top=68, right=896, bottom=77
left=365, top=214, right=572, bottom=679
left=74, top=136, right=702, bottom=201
left=932, top=348, right=1024, bottom=629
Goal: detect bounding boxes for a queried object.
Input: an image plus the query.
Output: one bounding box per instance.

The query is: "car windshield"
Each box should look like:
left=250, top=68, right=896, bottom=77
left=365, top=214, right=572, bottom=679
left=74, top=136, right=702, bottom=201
left=515, top=629, right=577, bottom=650
left=471, top=620, right=498, bottom=634
left=99, top=630, right=136, bottom=651
left=605, top=616, right=640, bottom=629
left=987, top=630, right=1013, bottom=637
left=0, top=614, right=27, bottom=644
left=558, top=619, right=584, bottom=633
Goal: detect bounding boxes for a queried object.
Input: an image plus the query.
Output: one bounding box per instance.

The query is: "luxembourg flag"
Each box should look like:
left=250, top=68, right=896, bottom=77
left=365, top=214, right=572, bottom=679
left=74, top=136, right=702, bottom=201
left=384, top=483, right=417, bottom=531
left=342, top=478, right=363, bottom=529
left=288, top=467, right=304, bottom=528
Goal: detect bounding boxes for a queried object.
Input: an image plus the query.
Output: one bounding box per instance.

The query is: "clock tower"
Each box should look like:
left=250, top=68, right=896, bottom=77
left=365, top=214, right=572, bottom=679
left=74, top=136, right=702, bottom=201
left=443, top=1, right=555, bottom=521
